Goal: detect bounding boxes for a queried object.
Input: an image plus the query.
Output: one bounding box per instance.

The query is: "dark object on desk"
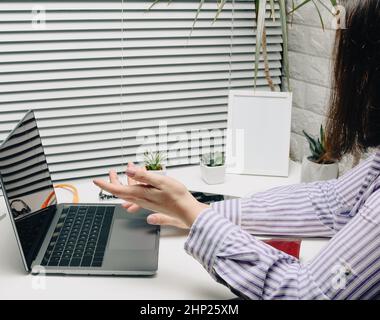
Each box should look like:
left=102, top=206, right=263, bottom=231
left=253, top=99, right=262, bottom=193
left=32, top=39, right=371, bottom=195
left=191, top=191, right=224, bottom=204
left=99, top=189, right=118, bottom=201
left=263, top=239, right=302, bottom=259
left=10, top=199, right=31, bottom=218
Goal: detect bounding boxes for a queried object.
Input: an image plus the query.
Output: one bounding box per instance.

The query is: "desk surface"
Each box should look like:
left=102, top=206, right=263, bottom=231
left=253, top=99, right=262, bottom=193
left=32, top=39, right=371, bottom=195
left=167, top=161, right=302, bottom=198
left=0, top=162, right=329, bottom=300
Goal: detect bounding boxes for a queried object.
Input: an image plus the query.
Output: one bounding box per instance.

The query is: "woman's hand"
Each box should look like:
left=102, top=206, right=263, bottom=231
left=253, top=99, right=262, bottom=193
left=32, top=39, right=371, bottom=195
left=93, top=164, right=210, bottom=229
left=121, top=163, right=189, bottom=229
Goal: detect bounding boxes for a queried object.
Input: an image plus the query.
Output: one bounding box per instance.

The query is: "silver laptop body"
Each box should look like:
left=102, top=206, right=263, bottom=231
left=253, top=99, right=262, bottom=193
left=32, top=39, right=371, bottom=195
left=0, top=111, right=160, bottom=276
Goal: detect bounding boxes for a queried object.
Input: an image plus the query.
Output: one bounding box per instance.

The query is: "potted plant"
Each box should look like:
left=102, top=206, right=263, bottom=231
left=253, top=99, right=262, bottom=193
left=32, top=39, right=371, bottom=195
left=301, top=125, right=339, bottom=183
left=200, top=151, right=226, bottom=185
left=144, top=150, right=167, bottom=175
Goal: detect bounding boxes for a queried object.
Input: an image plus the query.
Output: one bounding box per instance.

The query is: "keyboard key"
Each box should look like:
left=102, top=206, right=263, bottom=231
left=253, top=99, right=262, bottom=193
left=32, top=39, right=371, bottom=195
left=59, top=259, right=70, bottom=267
left=48, top=258, right=60, bottom=266
left=94, top=255, right=104, bottom=261
left=52, top=251, right=63, bottom=258
left=70, top=258, right=81, bottom=267
left=91, top=261, right=102, bottom=267
left=81, top=257, right=92, bottom=267
left=97, top=207, right=106, bottom=213
left=43, top=205, right=114, bottom=269
left=106, top=207, right=114, bottom=215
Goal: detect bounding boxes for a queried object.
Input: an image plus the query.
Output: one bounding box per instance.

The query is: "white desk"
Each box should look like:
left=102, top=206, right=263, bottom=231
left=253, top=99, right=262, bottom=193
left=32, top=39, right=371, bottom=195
left=0, top=161, right=328, bottom=300
left=168, top=161, right=302, bottom=198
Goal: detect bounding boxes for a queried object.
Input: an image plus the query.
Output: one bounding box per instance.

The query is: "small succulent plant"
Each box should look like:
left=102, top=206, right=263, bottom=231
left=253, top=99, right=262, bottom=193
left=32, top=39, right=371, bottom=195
left=303, top=125, right=334, bottom=164
left=201, top=151, right=225, bottom=167
left=144, top=150, right=166, bottom=171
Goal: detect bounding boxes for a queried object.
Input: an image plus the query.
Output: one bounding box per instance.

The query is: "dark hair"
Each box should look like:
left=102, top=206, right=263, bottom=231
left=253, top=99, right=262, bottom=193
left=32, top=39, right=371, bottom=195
left=325, top=0, right=380, bottom=160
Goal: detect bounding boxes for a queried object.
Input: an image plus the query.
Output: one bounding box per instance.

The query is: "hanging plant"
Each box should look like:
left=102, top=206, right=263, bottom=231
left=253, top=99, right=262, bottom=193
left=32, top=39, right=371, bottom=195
left=149, top=0, right=340, bottom=90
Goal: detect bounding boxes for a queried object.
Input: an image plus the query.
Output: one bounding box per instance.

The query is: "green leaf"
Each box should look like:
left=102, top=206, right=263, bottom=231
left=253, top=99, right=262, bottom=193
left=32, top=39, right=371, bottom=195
left=315, top=138, right=323, bottom=155
left=144, top=150, right=166, bottom=170
left=316, top=0, right=334, bottom=14
left=201, top=151, right=225, bottom=167
left=311, top=0, right=325, bottom=31
left=268, top=0, right=275, bottom=22
left=213, top=0, right=227, bottom=24
left=254, top=0, right=267, bottom=89
left=189, top=0, right=206, bottom=37
left=279, top=0, right=290, bottom=90
left=320, top=125, right=325, bottom=149
left=148, top=0, right=161, bottom=10
left=288, top=0, right=312, bottom=15
left=288, top=0, right=296, bottom=26
left=148, top=0, right=173, bottom=11
left=303, top=130, right=318, bottom=153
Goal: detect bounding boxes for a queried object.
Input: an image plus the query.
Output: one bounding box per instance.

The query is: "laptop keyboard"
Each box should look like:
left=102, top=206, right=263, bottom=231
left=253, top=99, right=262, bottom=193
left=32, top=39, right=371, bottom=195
left=41, top=206, right=114, bottom=268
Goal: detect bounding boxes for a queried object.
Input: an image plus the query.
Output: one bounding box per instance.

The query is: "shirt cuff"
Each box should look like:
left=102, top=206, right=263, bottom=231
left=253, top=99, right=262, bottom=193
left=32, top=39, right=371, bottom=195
left=210, top=198, right=242, bottom=226
left=184, top=207, right=240, bottom=273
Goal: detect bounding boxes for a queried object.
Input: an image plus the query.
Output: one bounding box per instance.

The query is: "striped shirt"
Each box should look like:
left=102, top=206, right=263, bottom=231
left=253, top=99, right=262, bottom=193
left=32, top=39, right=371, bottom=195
left=185, top=150, right=380, bottom=300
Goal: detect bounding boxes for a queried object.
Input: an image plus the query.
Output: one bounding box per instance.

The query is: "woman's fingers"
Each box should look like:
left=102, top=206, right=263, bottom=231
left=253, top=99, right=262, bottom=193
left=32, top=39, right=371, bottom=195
left=127, top=203, right=141, bottom=213
left=121, top=202, right=141, bottom=213
left=93, top=179, right=146, bottom=200
left=127, top=162, right=137, bottom=186
left=147, top=213, right=188, bottom=229
left=94, top=178, right=124, bottom=196
left=126, top=162, right=148, bottom=187
left=109, top=169, right=122, bottom=185
left=121, top=202, right=133, bottom=209
left=126, top=166, right=165, bottom=189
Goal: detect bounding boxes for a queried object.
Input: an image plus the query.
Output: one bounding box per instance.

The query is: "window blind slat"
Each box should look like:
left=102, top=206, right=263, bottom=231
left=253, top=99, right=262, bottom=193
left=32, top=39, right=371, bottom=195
left=0, top=43, right=282, bottom=63
left=0, top=0, right=284, bottom=181
left=43, top=121, right=228, bottom=147
left=0, top=77, right=281, bottom=103
left=0, top=69, right=281, bottom=93
left=0, top=52, right=282, bottom=73
left=0, top=84, right=274, bottom=112
left=0, top=61, right=282, bottom=83
left=0, top=1, right=278, bottom=11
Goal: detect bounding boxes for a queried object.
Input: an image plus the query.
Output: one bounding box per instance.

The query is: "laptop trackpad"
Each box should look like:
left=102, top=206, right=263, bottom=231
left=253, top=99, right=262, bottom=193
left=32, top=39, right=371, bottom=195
left=108, top=218, right=157, bottom=251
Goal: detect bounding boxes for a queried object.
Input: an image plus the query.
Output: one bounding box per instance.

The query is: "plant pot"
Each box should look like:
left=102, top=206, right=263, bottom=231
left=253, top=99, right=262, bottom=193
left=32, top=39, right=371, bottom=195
left=146, top=166, right=166, bottom=176
left=200, top=163, right=226, bottom=185
left=301, top=156, right=339, bottom=183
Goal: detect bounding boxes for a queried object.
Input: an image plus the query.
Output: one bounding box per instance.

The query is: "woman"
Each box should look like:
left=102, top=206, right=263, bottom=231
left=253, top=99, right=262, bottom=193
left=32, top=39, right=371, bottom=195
left=94, top=0, right=380, bottom=299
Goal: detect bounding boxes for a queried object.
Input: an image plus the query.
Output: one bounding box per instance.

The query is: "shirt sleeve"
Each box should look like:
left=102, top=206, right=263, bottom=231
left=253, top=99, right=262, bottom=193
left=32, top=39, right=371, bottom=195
left=185, top=196, right=380, bottom=300
left=211, top=154, right=374, bottom=238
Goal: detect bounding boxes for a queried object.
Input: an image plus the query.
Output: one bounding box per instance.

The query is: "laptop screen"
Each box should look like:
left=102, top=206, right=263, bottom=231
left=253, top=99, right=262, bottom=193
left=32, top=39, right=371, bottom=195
left=0, top=111, right=56, bottom=270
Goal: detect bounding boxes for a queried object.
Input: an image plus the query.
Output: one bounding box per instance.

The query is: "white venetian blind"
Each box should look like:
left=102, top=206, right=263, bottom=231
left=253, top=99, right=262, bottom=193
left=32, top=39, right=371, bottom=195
left=0, top=0, right=283, bottom=181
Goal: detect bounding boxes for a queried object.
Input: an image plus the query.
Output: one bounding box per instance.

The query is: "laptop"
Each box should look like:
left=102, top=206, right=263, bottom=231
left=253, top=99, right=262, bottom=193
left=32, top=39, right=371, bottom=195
left=0, top=111, right=160, bottom=276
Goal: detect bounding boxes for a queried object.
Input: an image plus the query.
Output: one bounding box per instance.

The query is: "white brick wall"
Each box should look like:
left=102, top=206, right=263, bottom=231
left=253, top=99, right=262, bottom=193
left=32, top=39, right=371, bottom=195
left=287, top=0, right=357, bottom=173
